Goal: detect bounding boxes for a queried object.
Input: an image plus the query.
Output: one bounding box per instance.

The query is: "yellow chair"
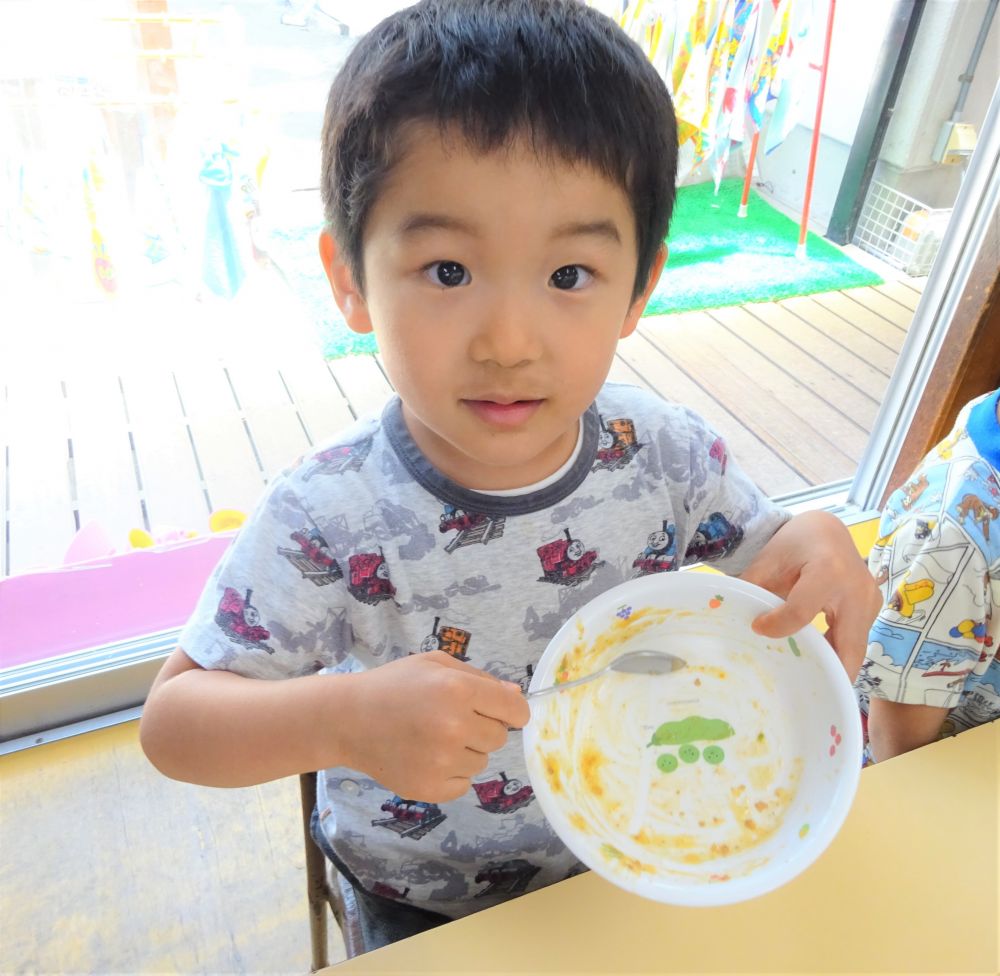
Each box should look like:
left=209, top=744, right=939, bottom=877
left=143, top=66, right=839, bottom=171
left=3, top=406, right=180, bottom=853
left=299, top=772, right=365, bottom=969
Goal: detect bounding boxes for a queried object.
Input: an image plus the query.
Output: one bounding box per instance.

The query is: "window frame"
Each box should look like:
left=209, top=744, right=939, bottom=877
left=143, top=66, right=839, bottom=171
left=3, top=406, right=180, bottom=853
left=847, top=78, right=1000, bottom=512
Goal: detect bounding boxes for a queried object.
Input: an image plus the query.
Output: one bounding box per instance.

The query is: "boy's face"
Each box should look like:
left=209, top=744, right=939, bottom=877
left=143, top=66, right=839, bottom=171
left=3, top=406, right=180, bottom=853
left=321, top=124, right=666, bottom=490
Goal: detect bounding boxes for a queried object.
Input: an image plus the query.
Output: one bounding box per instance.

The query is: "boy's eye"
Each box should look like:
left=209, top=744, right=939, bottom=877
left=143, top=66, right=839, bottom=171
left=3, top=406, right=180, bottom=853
left=550, top=265, right=594, bottom=290
left=425, top=260, right=471, bottom=287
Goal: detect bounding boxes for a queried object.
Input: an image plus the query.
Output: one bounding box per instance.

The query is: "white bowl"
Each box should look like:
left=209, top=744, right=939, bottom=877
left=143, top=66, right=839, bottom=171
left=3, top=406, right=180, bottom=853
left=523, top=571, right=862, bottom=906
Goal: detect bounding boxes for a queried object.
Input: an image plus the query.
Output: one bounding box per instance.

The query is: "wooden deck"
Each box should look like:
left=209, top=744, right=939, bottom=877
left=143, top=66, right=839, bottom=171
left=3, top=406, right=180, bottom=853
left=0, top=260, right=922, bottom=577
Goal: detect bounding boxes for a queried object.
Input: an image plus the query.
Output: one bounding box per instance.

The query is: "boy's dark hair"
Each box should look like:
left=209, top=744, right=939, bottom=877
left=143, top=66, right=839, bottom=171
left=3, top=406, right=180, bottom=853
left=321, top=0, right=678, bottom=300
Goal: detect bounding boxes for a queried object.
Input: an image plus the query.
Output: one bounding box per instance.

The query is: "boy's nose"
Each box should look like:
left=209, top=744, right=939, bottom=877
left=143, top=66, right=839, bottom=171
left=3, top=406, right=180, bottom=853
left=468, top=296, right=543, bottom=368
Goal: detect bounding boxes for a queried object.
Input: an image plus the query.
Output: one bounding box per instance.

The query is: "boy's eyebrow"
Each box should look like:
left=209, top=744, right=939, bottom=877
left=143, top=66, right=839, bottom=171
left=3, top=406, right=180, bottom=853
left=395, top=214, right=622, bottom=244
left=397, top=213, right=479, bottom=237
left=550, top=219, right=622, bottom=244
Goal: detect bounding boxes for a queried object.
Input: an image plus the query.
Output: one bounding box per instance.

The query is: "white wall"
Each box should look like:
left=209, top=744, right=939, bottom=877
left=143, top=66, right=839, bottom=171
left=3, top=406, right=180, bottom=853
left=755, top=0, right=999, bottom=230
left=878, top=0, right=1000, bottom=208
left=751, top=0, right=896, bottom=231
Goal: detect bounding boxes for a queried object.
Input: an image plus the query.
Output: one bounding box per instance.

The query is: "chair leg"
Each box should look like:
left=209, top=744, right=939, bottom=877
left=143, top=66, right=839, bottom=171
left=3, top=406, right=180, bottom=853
left=300, top=773, right=330, bottom=972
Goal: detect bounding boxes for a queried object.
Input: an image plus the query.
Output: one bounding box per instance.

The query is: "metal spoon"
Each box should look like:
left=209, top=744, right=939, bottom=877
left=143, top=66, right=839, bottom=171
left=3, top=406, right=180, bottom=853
left=526, top=649, right=688, bottom=699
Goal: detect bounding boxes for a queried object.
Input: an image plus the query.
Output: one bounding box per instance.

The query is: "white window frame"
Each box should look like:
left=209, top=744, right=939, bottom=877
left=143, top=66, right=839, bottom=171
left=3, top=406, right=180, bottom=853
left=847, top=78, right=1000, bottom=513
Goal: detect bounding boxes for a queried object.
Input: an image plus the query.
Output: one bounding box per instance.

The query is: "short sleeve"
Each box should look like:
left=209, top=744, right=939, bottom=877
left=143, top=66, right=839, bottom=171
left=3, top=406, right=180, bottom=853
left=864, top=516, right=990, bottom=709
left=178, top=475, right=355, bottom=679
left=677, top=408, right=791, bottom=576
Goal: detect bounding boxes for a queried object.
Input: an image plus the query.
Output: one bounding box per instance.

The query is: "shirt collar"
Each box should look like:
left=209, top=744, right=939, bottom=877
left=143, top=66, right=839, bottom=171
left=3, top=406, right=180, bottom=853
left=382, top=397, right=600, bottom=516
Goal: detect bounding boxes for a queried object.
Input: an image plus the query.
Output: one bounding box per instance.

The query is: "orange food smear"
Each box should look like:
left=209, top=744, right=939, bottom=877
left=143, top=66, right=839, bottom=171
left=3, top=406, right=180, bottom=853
left=580, top=744, right=607, bottom=798
left=543, top=753, right=563, bottom=794
left=555, top=606, right=676, bottom=682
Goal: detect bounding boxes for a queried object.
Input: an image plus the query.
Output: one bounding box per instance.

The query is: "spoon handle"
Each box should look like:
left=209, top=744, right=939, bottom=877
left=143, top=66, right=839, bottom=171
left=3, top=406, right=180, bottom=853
left=525, top=669, right=606, bottom=699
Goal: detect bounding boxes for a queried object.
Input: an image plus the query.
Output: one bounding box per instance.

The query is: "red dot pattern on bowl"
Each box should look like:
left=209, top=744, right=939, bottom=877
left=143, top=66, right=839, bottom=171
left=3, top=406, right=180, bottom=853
left=828, top=724, right=843, bottom=757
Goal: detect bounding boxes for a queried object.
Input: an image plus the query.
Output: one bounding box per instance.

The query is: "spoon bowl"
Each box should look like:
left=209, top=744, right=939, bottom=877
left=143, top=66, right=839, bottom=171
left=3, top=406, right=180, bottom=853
left=525, top=648, right=686, bottom=699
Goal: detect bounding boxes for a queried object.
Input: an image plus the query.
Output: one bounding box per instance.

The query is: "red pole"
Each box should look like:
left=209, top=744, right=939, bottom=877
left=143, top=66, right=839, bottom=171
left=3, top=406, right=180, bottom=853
left=798, top=0, right=837, bottom=258
left=738, top=131, right=760, bottom=218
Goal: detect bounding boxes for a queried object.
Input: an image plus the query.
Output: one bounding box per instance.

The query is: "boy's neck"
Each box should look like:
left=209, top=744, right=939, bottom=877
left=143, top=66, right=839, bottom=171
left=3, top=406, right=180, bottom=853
left=469, top=420, right=584, bottom=496
left=399, top=403, right=586, bottom=493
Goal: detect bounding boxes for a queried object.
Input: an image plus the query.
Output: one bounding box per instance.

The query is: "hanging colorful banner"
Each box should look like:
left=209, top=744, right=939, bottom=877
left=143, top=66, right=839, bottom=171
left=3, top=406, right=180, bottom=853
left=710, top=0, right=762, bottom=188
left=764, top=0, right=817, bottom=154
left=587, top=0, right=824, bottom=182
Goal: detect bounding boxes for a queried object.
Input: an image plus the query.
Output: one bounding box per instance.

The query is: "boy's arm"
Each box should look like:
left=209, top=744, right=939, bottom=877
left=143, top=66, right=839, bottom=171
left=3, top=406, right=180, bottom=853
left=866, top=698, right=950, bottom=762
left=140, top=646, right=529, bottom=800
left=740, top=510, right=882, bottom=682
left=140, top=647, right=352, bottom=787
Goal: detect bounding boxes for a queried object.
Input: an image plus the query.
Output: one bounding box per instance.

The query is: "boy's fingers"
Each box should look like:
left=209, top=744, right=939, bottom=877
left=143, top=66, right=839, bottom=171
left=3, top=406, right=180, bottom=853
left=424, top=650, right=488, bottom=674
left=751, top=600, right=815, bottom=639
left=823, top=617, right=866, bottom=681
left=750, top=561, right=838, bottom=638
left=425, top=651, right=519, bottom=689
left=416, top=650, right=528, bottom=727
left=440, top=777, right=474, bottom=802
left=472, top=679, right=531, bottom=729
left=752, top=589, right=868, bottom=680
left=465, top=713, right=512, bottom=755
left=453, top=746, right=490, bottom=778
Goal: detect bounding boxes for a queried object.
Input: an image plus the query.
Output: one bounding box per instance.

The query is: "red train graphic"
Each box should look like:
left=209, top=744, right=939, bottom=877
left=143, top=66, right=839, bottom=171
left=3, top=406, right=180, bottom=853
left=684, top=512, right=744, bottom=563
left=474, top=858, right=541, bottom=897
left=439, top=506, right=488, bottom=534
left=214, top=587, right=273, bottom=652
left=419, top=617, right=471, bottom=660
left=593, top=416, right=642, bottom=471
left=371, top=796, right=447, bottom=839
left=370, top=881, right=410, bottom=901
left=537, top=529, right=601, bottom=585
left=278, top=528, right=343, bottom=586
left=472, top=772, right=534, bottom=814
left=709, top=436, right=728, bottom=474
left=439, top=504, right=505, bottom=552
left=303, top=435, right=373, bottom=480
left=348, top=549, right=396, bottom=605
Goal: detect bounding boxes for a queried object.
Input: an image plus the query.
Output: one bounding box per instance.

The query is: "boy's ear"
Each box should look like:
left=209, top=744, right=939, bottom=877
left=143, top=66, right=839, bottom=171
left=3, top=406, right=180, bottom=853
left=319, top=230, right=374, bottom=334
left=620, top=244, right=668, bottom=339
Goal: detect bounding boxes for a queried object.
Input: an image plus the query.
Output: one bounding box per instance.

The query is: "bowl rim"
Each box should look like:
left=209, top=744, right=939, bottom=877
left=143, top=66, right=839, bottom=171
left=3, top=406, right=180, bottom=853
left=522, top=570, right=863, bottom=907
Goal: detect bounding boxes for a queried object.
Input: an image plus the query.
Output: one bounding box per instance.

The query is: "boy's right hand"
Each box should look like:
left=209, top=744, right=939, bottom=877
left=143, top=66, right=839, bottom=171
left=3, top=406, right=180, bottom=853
left=340, top=651, right=530, bottom=803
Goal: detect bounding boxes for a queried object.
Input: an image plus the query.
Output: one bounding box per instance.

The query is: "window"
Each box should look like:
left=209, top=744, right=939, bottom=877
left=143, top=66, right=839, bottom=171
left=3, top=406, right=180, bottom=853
left=2, top=2, right=998, bottom=747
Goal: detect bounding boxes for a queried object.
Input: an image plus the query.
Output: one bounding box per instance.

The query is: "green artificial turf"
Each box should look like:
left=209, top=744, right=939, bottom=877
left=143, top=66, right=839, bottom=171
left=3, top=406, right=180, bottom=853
left=647, top=178, right=883, bottom=316
left=266, top=178, right=882, bottom=360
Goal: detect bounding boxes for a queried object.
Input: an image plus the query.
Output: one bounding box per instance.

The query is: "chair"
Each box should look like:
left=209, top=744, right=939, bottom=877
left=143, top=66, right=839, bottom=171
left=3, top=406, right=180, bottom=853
left=299, top=772, right=365, bottom=969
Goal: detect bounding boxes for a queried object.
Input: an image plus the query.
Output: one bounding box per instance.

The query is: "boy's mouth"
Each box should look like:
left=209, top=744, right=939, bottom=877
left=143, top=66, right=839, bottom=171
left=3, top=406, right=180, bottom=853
left=463, top=398, right=544, bottom=428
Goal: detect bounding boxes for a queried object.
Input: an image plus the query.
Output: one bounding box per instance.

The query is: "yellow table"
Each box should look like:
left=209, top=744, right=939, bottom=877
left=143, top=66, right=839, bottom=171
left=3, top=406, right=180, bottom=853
left=328, top=721, right=999, bottom=974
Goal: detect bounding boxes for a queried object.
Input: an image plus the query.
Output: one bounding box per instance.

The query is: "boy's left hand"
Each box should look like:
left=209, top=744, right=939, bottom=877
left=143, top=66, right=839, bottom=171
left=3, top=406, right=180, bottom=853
left=739, top=510, right=882, bottom=681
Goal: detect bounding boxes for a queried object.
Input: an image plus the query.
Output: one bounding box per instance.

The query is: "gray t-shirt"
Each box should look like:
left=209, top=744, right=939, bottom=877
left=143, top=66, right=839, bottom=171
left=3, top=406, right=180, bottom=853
left=179, top=382, right=789, bottom=917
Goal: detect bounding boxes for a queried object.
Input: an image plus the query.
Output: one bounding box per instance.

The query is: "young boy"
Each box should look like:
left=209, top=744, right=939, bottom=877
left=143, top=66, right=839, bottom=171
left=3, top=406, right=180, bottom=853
left=857, top=388, right=1000, bottom=763
left=141, top=0, right=879, bottom=951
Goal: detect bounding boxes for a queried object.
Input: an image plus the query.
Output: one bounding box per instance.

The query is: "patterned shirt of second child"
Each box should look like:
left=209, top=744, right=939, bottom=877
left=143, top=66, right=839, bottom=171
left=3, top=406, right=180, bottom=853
left=856, top=389, right=1000, bottom=759
left=177, top=383, right=790, bottom=919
